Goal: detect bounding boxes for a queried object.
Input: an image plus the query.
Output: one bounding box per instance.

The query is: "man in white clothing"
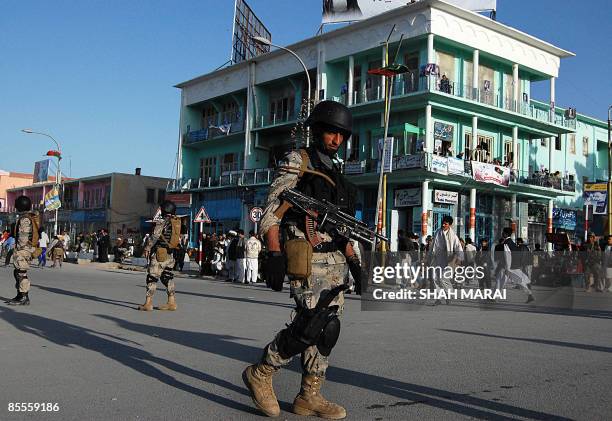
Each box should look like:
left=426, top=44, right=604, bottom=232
left=245, top=231, right=262, bottom=284
left=428, top=215, right=463, bottom=305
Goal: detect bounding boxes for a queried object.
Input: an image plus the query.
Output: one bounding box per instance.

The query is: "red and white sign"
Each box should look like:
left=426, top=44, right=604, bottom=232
left=249, top=207, right=263, bottom=223
left=194, top=207, right=211, bottom=223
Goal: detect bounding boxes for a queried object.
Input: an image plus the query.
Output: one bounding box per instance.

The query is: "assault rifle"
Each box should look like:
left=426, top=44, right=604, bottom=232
left=279, top=188, right=389, bottom=247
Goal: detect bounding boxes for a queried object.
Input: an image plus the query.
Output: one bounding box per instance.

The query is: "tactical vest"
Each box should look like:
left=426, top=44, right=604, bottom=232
left=282, top=147, right=356, bottom=230
left=14, top=213, right=40, bottom=247
left=159, top=216, right=181, bottom=249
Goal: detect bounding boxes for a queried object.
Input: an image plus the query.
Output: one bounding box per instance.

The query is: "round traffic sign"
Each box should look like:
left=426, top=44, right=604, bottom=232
left=249, top=207, right=263, bottom=223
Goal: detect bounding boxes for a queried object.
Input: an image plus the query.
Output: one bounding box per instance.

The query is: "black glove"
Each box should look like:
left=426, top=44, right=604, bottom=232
left=347, top=255, right=362, bottom=295
left=266, top=252, right=287, bottom=291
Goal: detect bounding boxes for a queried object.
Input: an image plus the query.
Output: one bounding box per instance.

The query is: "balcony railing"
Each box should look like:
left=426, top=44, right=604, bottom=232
left=254, top=110, right=296, bottom=129
left=184, top=120, right=245, bottom=145
left=167, top=168, right=274, bottom=192
left=329, top=75, right=576, bottom=130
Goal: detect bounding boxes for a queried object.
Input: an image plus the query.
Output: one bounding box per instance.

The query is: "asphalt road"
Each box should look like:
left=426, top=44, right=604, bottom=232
left=0, top=264, right=611, bottom=421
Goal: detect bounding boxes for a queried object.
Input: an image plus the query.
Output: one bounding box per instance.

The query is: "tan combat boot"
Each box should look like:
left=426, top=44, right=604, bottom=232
left=157, top=294, right=177, bottom=311
left=138, top=296, right=153, bottom=311
left=242, top=363, right=280, bottom=417
left=292, top=374, right=346, bottom=419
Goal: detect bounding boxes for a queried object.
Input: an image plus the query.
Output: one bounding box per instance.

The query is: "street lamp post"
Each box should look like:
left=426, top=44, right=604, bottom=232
left=21, top=129, right=62, bottom=236
left=251, top=36, right=312, bottom=147
left=608, top=106, right=612, bottom=236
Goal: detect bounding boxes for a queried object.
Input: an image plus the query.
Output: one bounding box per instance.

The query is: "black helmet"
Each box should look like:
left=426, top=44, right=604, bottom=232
left=15, top=195, right=32, bottom=213
left=160, top=200, right=176, bottom=216
left=305, top=100, right=352, bottom=139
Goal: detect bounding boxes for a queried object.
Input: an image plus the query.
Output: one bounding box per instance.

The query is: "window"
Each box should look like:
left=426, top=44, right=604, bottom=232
left=503, top=73, right=514, bottom=110
left=348, top=134, right=360, bottom=161
left=503, top=139, right=513, bottom=164
left=436, top=51, right=455, bottom=83
left=583, top=136, right=589, bottom=156
left=555, top=136, right=561, bottom=151
left=366, top=60, right=382, bottom=100
left=200, top=157, right=216, bottom=181
left=352, top=64, right=361, bottom=93
left=221, top=102, right=239, bottom=124
left=464, top=59, right=474, bottom=98
left=146, top=188, right=155, bottom=204
left=269, top=96, right=295, bottom=122
left=202, top=105, right=217, bottom=128
left=221, top=153, right=239, bottom=173
left=568, top=134, right=576, bottom=154
left=403, top=54, right=419, bottom=92
left=540, top=138, right=547, bottom=147
left=465, top=133, right=493, bottom=162
left=157, top=189, right=166, bottom=204
left=478, top=64, right=495, bottom=105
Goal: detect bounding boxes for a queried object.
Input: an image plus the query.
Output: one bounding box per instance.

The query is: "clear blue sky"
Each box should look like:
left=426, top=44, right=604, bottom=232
left=1, top=0, right=610, bottom=179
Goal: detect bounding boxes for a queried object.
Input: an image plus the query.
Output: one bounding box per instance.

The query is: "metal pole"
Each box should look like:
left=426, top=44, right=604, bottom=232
left=608, top=106, right=612, bottom=236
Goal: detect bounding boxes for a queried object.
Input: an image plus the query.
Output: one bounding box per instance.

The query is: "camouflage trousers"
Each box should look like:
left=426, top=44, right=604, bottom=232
left=263, top=250, right=347, bottom=377
left=13, top=247, right=34, bottom=293
left=146, top=252, right=176, bottom=297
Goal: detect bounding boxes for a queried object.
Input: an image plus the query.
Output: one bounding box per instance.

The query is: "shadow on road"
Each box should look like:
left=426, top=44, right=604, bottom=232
left=440, top=328, right=612, bottom=354
left=36, top=285, right=140, bottom=309
left=96, top=314, right=570, bottom=420
left=0, top=306, right=259, bottom=414
left=178, top=290, right=295, bottom=309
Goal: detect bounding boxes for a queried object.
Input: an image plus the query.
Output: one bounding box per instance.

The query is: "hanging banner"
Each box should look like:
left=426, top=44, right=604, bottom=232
left=447, top=157, right=464, bottom=175
left=584, top=183, right=607, bottom=214
left=471, top=161, right=510, bottom=187
left=344, top=161, right=365, bottom=174
left=394, top=188, right=421, bottom=207
left=377, top=137, right=394, bottom=174
left=430, top=155, right=448, bottom=175
left=552, top=208, right=576, bottom=230
left=434, top=122, right=454, bottom=142
left=33, top=159, right=51, bottom=183
left=322, top=0, right=497, bottom=24
left=44, top=187, right=62, bottom=211
left=394, top=154, right=424, bottom=170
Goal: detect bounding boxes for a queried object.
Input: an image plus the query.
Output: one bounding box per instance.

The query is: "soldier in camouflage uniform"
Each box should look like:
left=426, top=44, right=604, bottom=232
left=138, top=200, right=180, bottom=311
left=6, top=196, right=39, bottom=306
left=243, top=101, right=361, bottom=419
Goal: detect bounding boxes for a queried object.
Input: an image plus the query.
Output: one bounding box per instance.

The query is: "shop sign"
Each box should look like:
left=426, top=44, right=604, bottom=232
left=430, top=155, right=448, bottom=175
left=471, top=161, right=509, bottom=187
left=394, top=188, right=421, bottom=208
left=393, top=154, right=423, bottom=170
left=553, top=208, right=576, bottom=230
left=434, top=190, right=458, bottom=204
left=584, top=183, right=607, bottom=214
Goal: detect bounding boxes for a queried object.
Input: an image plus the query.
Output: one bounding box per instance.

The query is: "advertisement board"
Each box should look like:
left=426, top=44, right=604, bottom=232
left=471, top=161, right=509, bottom=187
left=377, top=137, right=394, bottom=173
left=231, top=0, right=271, bottom=64
left=322, top=0, right=497, bottom=24
left=434, top=190, right=458, bottom=204
left=584, top=183, right=607, bottom=214
left=33, top=159, right=50, bottom=183
left=393, top=154, right=424, bottom=170
left=394, top=188, right=421, bottom=207
left=447, top=157, right=464, bottom=175
left=430, top=155, right=448, bottom=175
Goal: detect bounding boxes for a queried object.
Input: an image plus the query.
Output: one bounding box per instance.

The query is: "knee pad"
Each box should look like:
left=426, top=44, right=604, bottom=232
left=276, top=327, right=311, bottom=360
left=160, top=270, right=174, bottom=285
left=146, top=274, right=159, bottom=284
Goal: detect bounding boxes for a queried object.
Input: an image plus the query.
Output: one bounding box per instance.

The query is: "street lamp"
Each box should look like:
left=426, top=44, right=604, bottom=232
left=251, top=36, right=312, bottom=147
left=21, top=129, right=62, bottom=236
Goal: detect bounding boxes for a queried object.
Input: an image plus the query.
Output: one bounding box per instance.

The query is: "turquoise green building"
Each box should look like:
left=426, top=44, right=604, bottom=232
left=170, top=0, right=608, bottom=248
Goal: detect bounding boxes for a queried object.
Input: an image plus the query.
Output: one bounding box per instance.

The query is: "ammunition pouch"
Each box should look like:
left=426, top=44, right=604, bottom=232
left=285, top=238, right=313, bottom=280
left=155, top=247, right=169, bottom=262
left=160, top=270, right=174, bottom=285
left=277, top=306, right=342, bottom=359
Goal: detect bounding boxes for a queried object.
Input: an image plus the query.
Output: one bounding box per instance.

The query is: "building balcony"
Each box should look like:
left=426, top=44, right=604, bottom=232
left=331, top=75, right=576, bottom=131
left=183, top=120, right=245, bottom=146
left=254, top=110, right=297, bottom=129
left=167, top=168, right=274, bottom=193
left=345, top=152, right=575, bottom=194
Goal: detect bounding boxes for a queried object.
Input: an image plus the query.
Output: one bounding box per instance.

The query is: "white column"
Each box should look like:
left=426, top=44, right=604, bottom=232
left=549, top=136, right=554, bottom=172
left=511, top=194, right=517, bottom=240
left=316, top=41, right=326, bottom=101
left=427, top=34, right=434, bottom=64
left=471, top=116, right=478, bottom=159
left=347, top=55, right=354, bottom=106
left=421, top=180, right=430, bottom=242
left=512, top=63, right=519, bottom=112
left=177, top=91, right=185, bottom=179
left=244, top=62, right=255, bottom=169
left=469, top=188, right=476, bottom=242
left=512, top=126, right=518, bottom=171
left=550, top=77, right=556, bottom=122
left=425, top=104, right=433, bottom=152
left=472, top=49, right=479, bottom=99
